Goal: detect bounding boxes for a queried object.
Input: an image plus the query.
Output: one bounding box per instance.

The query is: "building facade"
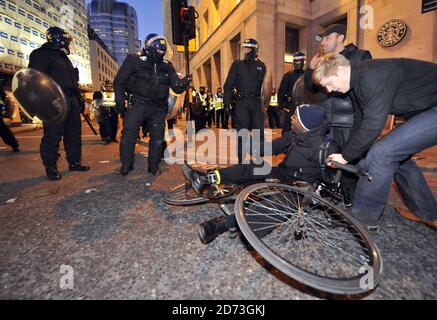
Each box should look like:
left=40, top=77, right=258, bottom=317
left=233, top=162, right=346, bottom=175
left=88, top=25, right=119, bottom=92
left=87, top=0, right=140, bottom=64
left=0, top=0, right=92, bottom=87
left=164, top=0, right=437, bottom=97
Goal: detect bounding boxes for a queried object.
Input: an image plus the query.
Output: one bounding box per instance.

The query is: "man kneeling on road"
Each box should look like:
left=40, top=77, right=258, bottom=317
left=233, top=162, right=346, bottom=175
left=313, top=53, right=437, bottom=230
left=183, top=104, right=333, bottom=244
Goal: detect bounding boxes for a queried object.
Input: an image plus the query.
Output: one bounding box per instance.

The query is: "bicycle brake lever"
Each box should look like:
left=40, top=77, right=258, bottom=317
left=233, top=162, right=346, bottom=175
left=329, top=161, right=373, bottom=181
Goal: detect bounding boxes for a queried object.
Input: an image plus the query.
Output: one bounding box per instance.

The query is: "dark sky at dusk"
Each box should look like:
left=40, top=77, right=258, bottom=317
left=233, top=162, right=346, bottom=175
left=86, top=0, right=164, bottom=45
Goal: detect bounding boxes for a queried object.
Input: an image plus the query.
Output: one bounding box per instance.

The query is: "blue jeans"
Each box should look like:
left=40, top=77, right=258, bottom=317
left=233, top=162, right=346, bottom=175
left=350, top=106, right=437, bottom=224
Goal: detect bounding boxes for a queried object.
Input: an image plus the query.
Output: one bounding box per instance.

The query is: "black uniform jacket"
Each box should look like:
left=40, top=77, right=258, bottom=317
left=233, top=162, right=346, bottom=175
left=114, top=54, right=189, bottom=108
left=28, top=42, right=80, bottom=96
left=223, top=58, right=266, bottom=107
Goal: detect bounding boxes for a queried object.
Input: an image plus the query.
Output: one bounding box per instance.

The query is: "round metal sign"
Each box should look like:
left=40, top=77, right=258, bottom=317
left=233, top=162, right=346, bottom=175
left=377, top=19, right=408, bottom=47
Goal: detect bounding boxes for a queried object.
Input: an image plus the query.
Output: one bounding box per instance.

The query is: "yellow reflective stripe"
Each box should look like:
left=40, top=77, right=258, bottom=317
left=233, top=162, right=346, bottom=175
left=214, top=170, right=221, bottom=185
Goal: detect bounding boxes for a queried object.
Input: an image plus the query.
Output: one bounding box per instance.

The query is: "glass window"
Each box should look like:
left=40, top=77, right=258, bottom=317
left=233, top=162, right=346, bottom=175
left=11, top=36, right=18, bottom=42
left=28, top=13, right=34, bottom=20
left=8, top=4, right=16, bottom=11
left=0, top=46, right=4, bottom=53
left=5, top=17, right=12, bottom=25
left=20, top=39, right=28, bottom=45
left=17, top=52, right=24, bottom=58
left=0, top=31, right=7, bottom=38
left=15, top=22, right=22, bottom=28
left=19, top=8, right=25, bottom=16
left=32, top=30, right=38, bottom=36
left=8, top=49, right=15, bottom=55
left=24, top=26, right=31, bottom=33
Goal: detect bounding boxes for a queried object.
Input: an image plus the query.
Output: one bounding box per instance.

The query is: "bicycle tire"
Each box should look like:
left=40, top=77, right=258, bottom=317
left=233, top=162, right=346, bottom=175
left=234, top=182, right=383, bottom=295
left=164, top=182, right=210, bottom=206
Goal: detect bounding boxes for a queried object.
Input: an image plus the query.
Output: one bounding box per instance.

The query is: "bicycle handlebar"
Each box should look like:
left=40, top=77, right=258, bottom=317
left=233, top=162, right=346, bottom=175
left=329, top=160, right=373, bottom=181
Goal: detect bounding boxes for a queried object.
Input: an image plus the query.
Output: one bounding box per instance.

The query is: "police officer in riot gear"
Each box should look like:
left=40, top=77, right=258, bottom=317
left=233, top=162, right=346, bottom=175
left=0, top=80, right=20, bottom=152
left=28, top=27, right=89, bottom=181
left=99, top=80, right=119, bottom=143
left=278, top=51, right=306, bottom=134
left=223, top=38, right=266, bottom=163
left=114, top=33, right=190, bottom=177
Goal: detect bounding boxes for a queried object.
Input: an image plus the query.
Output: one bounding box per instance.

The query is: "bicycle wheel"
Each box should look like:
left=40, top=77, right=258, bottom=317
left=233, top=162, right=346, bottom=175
left=164, top=181, right=210, bottom=206
left=234, top=183, right=383, bottom=295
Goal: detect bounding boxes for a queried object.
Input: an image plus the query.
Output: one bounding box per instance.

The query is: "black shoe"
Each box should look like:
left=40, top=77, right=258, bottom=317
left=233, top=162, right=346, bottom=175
left=69, top=163, right=90, bottom=172
left=182, top=161, right=208, bottom=194
left=198, top=216, right=229, bottom=244
left=118, top=163, right=134, bottom=176
left=111, top=138, right=118, bottom=143
left=46, top=166, right=62, bottom=181
left=12, top=146, right=20, bottom=152
left=103, top=137, right=111, bottom=144
left=148, top=164, right=161, bottom=177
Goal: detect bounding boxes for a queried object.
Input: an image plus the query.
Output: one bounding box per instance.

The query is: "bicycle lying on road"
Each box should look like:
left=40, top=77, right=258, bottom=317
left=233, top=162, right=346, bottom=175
left=165, top=160, right=382, bottom=296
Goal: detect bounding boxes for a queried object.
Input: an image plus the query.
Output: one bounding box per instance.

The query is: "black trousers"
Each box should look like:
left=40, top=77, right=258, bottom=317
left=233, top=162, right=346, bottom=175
left=120, top=99, right=166, bottom=167
left=0, top=117, right=19, bottom=149
left=40, top=96, right=82, bottom=167
left=235, top=98, right=265, bottom=163
left=267, top=106, right=281, bottom=129
left=216, top=109, right=229, bottom=129
left=98, top=107, right=119, bottom=140
left=282, top=109, right=292, bottom=134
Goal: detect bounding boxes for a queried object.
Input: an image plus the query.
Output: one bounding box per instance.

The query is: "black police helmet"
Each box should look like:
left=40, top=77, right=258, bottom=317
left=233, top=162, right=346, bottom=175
left=144, top=33, right=167, bottom=62
left=242, top=38, right=258, bottom=61
left=46, top=27, right=72, bottom=53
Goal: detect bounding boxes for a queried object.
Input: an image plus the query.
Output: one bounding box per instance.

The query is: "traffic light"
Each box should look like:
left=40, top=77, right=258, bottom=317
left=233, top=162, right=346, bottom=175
left=171, top=0, right=196, bottom=45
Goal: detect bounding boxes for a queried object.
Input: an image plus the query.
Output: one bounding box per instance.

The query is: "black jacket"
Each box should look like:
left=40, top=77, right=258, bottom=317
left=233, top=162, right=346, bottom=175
left=114, top=54, right=189, bottom=108
left=271, top=124, right=330, bottom=181
left=28, top=43, right=79, bottom=96
left=277, top=69, right=305, bottom=109
left=223, top=59, right=266, bottom=107
left=343, top=58, right=437, bottom=162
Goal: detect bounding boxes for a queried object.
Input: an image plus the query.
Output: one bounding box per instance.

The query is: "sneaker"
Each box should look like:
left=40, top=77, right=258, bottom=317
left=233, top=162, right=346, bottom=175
left=46, top=165, right=62, bottom=181
left=198, top=216, right=229, bottom=244
left=69, top=163, right=90, bottom=172
left=182, top=161, right=207, bottom=194
left=118, top=163, right=133, bottom=176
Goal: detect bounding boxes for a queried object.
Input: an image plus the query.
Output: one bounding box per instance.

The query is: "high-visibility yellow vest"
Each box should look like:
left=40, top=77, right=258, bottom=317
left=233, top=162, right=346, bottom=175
left=102, top=91, right=116, bottom=107
left=214, top=93, right=224, bottom=110
left=199, top=93, right=208, bottom=107
left=269, top=94, right=278, bottom=107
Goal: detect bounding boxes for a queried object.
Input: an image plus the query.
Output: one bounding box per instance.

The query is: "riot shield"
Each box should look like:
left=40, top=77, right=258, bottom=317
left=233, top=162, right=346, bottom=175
left=292, top=75, right=321, bottom=106
left=12, top=69, right=67, bottom=123
left=166, top=93, right=178, bottom=120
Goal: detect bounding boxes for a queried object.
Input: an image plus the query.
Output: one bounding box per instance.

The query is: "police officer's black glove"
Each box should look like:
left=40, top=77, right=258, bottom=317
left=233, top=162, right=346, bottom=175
left=115, top=103, right=126, bottom=116
left=224, top=104, right=231, bottom=117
